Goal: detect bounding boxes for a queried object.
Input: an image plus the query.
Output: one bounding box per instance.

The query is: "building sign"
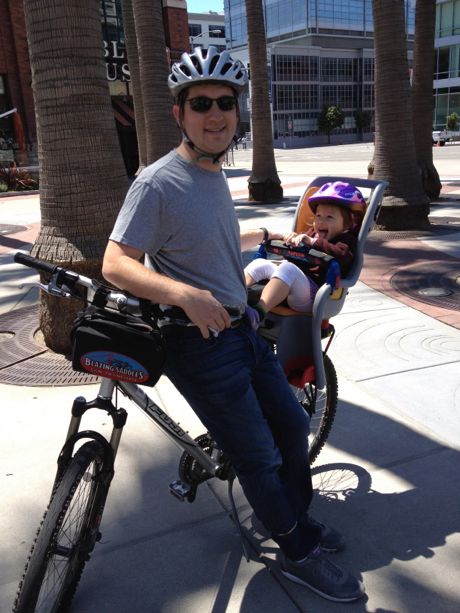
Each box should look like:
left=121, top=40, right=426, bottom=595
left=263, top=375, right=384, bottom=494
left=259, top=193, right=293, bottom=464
left=103, top=40, right=130, bottom=82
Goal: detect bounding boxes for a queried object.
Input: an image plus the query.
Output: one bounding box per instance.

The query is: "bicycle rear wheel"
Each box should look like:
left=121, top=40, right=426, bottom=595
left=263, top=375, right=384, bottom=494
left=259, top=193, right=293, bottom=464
left=14, top=441, right=108, bottom=613
left=290, top=353, right=338, bottom=464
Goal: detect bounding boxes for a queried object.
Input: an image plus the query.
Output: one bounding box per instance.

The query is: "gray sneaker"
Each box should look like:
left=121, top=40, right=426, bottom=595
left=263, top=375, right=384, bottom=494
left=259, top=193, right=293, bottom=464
left=280, top=546, right=365, bottom=602
left=304, top=515, right=345, bottom=552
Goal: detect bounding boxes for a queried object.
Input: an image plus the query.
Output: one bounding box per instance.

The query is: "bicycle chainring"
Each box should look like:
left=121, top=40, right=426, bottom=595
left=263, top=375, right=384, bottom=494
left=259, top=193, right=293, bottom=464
left=178, top=434, right=216, bottom=486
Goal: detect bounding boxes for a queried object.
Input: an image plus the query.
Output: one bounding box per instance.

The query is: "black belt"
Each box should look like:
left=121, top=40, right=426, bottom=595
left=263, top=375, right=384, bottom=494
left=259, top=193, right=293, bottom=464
left=161, top=317, right=244, bottom=339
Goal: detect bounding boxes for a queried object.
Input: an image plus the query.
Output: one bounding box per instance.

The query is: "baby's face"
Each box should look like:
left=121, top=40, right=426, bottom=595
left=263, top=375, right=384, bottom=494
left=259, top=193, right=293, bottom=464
left=313, top=204, right=348, bottom=240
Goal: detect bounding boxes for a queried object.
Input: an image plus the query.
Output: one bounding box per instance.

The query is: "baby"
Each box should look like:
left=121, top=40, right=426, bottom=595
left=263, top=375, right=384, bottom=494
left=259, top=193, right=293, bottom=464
left=245, top=181, right=367, bottom=319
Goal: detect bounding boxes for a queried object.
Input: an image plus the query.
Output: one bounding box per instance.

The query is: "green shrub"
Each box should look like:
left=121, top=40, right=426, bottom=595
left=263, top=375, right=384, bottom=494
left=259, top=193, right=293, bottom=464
left=0, top=165, right=38, bottom=191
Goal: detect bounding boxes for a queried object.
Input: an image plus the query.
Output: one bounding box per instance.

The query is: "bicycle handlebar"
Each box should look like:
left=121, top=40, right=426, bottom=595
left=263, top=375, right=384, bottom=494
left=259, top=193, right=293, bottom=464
left=14, top=251, right=158, bottom=317
left=15, top=251, right=59, bottom=275
left=265, top=240, right=336, bottom=264
left=13, top=252, right=241, bottom=323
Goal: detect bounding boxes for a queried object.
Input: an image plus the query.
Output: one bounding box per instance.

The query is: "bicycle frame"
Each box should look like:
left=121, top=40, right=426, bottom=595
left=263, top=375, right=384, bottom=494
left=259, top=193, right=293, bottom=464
left=61, top=377, right=227, bottom=488
left=55, top=373, right=248, bottom=560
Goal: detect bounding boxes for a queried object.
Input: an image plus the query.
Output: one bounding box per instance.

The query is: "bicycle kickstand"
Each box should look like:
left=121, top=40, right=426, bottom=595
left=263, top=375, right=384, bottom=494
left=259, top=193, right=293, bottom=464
left=227, top=476, right=250, bottom=562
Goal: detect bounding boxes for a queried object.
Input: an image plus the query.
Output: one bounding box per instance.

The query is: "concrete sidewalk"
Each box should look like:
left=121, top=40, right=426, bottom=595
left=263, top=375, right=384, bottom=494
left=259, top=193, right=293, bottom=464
left=1, top=145, right=460, bottom=612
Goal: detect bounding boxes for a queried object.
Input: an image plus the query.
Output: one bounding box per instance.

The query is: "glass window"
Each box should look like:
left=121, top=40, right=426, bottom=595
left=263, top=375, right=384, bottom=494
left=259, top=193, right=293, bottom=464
left=438, top=48, right=450, bottom=79
left=226, top=0, right=246, bottom=46
left=450, top=45, right=460, bottom=78
left=363, top=58, right=374, bottom=82
left=0, top=75, right=14, bottom=148
left=273, top=54, right=319, bottom=82
left=440, top=1, right=454, bottom=37
left=435, top=93, right=448, bottom=127
left=363, top=83, right=374, bottom=108
left=449, top=92, right=460, bottom=116
left=101, top=0, right=124, bottom=45
left=455, top=0, right=460, bottom=34
left=189, top=23, right=202, bottom=37
left=209, top=25, right=225, bottom=37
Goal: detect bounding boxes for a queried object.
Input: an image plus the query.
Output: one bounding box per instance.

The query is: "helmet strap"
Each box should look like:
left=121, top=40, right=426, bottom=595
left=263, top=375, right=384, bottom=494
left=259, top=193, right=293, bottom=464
left=182, top=130, right=229, bottom=165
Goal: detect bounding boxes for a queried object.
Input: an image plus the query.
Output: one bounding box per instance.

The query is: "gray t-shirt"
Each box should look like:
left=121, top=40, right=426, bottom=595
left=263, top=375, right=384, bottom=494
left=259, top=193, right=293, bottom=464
left=110, top=150, right=247, bottom=312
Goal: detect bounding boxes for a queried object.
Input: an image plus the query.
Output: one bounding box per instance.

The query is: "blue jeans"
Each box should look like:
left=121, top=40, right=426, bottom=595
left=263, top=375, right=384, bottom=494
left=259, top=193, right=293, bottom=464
left=163, top=318, right=316, bottom=542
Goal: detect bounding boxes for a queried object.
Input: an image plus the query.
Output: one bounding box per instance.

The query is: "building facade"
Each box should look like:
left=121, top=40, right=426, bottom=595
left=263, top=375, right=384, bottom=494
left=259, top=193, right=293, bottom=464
left=0, top=0, right=190, bottom=169
left=0, top=0, right=35, bottom=164
left=188, top=11, right=226, bottom=50
left=225, top=0, right=415, bottom=146
left=434, top=0, right=460, bottom=128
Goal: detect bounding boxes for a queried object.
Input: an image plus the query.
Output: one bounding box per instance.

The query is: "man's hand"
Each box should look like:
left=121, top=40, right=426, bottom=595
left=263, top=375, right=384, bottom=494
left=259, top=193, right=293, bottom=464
left=180, top=286, right=231, bottom=339
left=103, top=241, right=231, bottom=339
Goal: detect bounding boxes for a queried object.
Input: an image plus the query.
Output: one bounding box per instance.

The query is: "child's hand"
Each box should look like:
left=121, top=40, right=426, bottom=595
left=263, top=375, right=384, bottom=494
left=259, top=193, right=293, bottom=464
left=283, top=231, right=299, bottom=244
left=291, top=233, right=311, bottom=246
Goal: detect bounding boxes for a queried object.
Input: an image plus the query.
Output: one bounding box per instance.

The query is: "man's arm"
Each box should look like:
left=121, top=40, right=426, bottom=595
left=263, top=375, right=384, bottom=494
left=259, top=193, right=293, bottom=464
left=102, top=240, right=230, bottom=338
left=240, top=228, right=284, bottom=252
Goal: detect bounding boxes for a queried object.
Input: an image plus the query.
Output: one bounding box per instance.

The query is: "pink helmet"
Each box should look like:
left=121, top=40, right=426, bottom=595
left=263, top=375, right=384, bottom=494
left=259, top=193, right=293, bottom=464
left=308, top=181, right=367, bottom=219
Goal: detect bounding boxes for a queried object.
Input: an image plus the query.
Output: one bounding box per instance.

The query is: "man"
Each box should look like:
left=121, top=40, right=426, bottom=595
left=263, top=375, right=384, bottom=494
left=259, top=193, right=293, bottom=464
left=103, top=46, right=363, bottom=603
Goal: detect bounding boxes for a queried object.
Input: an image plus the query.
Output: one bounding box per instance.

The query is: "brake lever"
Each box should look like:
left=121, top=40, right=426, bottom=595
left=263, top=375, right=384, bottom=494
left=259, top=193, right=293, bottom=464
left=18, top=280, right=73, bottom=298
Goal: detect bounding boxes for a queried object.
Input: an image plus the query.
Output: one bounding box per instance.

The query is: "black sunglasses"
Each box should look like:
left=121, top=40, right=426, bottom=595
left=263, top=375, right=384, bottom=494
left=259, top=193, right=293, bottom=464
left=186, top=95, right=238, bottom=113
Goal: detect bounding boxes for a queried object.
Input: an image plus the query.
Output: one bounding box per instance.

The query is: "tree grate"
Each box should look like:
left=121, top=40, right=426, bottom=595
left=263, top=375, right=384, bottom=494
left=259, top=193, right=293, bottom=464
left=369, top=220, right=460, bottom=241
left=390, top=260, right=460, bottom=312
left=0, top=305, right=99, bottom=386
left=0, top=224, right=28, bottom=236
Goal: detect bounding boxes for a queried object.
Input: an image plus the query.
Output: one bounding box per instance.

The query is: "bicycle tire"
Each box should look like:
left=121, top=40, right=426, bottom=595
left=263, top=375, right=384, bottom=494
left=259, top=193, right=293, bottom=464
left=311, top=462, right=372, bottom=499
left=290, top=353, right=338, bottom=464
left=13, top=441, right=107, bottom=613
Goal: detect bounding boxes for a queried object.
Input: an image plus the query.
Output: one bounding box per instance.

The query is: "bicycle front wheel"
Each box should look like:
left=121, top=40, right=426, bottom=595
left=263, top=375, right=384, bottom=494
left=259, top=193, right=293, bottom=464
left=290, top=353, right=338, bottom=464
left=14, top=441, right=108, bottom=613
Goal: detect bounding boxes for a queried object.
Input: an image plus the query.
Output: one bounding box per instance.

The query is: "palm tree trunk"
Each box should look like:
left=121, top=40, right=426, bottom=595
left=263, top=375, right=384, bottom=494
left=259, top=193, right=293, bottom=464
left=412, top=0, right=441, bottom=201
left=23, top=0, right=129, bottom=352
left=246, top=0, right=282, bottom=202
left=132, top=0, right=179, bottom=164
left=371, top=0, right=429, bottom=230
left=122, top=0, right=147, bottom=172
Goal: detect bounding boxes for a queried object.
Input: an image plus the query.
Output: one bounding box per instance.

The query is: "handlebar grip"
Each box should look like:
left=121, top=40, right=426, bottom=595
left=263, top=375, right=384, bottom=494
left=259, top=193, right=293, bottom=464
left=14, top=252, right=58, bottom=275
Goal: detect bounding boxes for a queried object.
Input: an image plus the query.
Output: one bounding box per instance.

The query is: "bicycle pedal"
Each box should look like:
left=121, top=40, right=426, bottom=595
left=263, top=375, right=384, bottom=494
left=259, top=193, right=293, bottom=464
left=169, top=479, right=191, bottom=502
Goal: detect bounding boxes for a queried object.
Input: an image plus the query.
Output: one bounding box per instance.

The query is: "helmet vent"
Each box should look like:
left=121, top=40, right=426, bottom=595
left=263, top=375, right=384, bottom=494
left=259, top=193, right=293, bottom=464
left=221, top=62, right=233, bottom=75
left=191, top=56, right=202, bottom=74
left=209, top=55, right=220, bottom=73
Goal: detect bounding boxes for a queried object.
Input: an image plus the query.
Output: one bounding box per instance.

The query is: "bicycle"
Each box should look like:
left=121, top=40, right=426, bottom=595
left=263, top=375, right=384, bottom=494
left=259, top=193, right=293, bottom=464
left=12, top=174, right=387, bottom=612
left=11, top=249, right=338, bottom=613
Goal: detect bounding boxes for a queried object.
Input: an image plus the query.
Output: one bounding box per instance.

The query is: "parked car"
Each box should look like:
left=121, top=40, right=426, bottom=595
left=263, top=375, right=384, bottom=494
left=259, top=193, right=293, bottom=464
left=432, top=128, right=460, bottom=146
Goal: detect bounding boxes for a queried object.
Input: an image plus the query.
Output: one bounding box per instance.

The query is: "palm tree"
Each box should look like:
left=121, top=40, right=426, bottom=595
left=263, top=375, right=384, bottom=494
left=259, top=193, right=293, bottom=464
left=371, top=0, right=429, bottom=230
left=131, top=0, right=179, bottom=164
left=121, top=0, right=147, bottom=172
left=23, top=0, right=129, bottom=352
left=245, top=0, right=282, bottom=202
left=412, top=0, right=441, bottom=200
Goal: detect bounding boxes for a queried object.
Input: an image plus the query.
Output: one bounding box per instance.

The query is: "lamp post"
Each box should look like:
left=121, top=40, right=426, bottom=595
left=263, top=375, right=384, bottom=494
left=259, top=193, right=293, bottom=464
left=0, top=108, right=17, bottom=120
left=190, top=29, right=223, bottom=49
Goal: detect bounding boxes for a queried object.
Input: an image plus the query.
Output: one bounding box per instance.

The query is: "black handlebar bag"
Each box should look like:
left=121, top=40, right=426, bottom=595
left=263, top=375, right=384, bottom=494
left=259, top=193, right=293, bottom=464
left=71, top=306, right=165, bottom=387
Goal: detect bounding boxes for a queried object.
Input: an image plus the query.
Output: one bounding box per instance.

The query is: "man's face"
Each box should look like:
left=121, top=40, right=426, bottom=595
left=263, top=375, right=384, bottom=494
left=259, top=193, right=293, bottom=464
left=313, top=204, right=349, bottom=241
left=174, top=83, right=238, bottom=156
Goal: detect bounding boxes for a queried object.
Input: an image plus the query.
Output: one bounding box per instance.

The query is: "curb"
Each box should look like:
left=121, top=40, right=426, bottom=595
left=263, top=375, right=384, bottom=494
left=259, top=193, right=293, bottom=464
left=0, top=190, right=39, bottom=198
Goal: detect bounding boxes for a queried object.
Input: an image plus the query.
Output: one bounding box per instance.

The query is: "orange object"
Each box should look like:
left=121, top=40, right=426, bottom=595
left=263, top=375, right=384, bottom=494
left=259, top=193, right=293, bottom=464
left=294, top=185, right=319, bottom=232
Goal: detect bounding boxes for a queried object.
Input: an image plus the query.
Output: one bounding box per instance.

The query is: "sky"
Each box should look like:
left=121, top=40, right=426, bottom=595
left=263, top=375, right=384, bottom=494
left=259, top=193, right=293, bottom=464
left=187, top=0, right=224, bottom=14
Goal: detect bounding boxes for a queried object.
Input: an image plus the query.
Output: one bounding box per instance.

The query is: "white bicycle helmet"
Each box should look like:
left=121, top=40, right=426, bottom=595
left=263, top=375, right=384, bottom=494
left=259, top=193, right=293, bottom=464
left=168, top=46, right=248, bottom=97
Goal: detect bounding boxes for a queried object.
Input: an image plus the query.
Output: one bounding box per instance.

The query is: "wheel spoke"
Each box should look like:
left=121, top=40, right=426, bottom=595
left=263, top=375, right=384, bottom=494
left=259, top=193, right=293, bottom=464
left=16, top=448, right=104, bottom=613
left=290, top=355, right=337, bottom=463
left=35, top=467, right=96, bottom=612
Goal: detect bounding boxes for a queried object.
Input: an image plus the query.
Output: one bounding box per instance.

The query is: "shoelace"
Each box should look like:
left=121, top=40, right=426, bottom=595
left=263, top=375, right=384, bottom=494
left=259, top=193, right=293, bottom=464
left=309, top=547, right=343, bottom=581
